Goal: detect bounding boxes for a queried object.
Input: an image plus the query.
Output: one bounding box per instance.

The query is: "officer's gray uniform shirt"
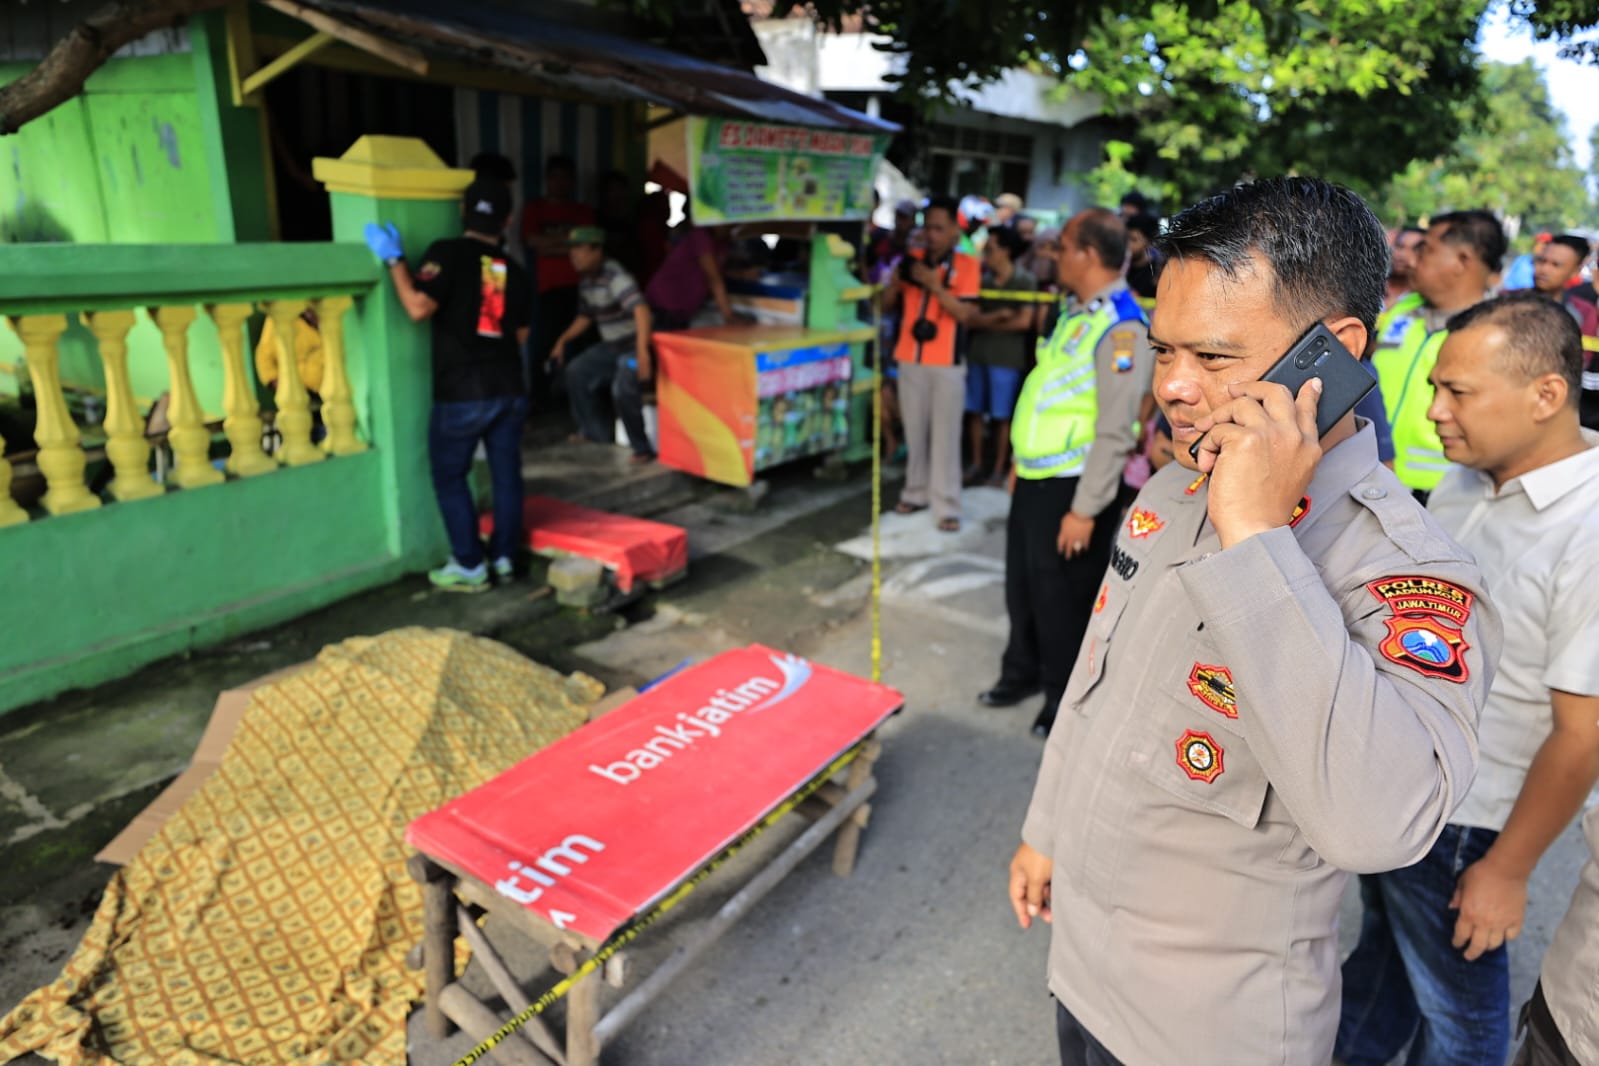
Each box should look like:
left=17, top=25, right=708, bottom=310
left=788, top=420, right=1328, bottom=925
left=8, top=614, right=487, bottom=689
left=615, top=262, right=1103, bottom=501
left=1022, top=421, right=1499, bottom=1066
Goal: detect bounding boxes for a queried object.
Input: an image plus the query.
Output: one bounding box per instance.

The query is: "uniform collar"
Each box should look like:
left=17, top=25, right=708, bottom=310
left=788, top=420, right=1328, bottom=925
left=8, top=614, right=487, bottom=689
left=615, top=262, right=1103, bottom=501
left=1069, top=279, right=1129, bottom=315
left=1458, top=429, right=1599, bottom=510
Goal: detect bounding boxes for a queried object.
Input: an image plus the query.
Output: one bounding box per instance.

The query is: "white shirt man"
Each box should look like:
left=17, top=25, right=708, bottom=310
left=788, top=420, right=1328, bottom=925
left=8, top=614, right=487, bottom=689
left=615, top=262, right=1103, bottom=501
left=1337, top=291, right=1599, bottom=1066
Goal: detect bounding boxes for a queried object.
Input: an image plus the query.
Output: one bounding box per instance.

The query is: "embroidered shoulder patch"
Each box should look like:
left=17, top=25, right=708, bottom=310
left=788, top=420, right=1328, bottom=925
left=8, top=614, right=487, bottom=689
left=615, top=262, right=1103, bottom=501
left=1111, top=328, right=1137, bottom=373
left=1176, top=730, right=1225, bottom=783
left=1126, top=507, right=1165, bottom=539
left=1187, top=663, right=1237, bottom=719
left=1366, top=576, right=1474, bottom=683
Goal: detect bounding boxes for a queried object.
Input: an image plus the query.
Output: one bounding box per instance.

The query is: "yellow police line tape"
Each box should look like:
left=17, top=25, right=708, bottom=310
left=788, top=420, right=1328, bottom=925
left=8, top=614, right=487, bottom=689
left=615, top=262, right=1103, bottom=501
left=448, top=743, right=868, bottom=1066
left=1586, top=336, right=1599, bottom=354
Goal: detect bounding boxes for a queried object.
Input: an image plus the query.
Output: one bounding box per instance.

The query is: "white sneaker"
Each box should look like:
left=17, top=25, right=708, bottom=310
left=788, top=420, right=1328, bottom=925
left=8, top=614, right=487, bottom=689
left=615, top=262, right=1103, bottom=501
left=428, top=560, right=489, bottom=593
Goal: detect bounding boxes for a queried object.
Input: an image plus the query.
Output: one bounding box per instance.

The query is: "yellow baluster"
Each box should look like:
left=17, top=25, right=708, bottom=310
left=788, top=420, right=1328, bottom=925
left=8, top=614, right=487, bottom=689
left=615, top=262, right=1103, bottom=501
left=83, top=310, right=163, bottom=502
left=151, top=305, right=224, bottom=489
left=207, top=303, right=278, bottom=476
left=312, top=295, right=365, bottom=456
left=260, top=299, right=324, bottom=466
left=9, top=314, right=99, bottom=515
left=0, top=431, right=27, bottom=525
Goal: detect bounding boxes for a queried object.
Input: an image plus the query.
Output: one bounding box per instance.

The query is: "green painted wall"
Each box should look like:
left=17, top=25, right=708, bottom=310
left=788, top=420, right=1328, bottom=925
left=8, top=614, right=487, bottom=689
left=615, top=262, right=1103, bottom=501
left=0, top=237, right=461, bottom=717
left=0, top=53, right=229, bottom=245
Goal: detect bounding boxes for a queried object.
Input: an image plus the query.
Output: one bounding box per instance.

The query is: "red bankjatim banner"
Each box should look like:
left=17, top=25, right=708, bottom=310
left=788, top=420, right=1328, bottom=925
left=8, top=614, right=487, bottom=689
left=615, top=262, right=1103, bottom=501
left=406, top=646, right=904, bottom=941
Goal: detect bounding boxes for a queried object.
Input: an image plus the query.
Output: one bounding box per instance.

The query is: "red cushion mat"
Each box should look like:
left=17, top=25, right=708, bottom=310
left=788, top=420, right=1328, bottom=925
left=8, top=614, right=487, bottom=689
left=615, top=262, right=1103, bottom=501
left=480, top=495, right=689, bottom=592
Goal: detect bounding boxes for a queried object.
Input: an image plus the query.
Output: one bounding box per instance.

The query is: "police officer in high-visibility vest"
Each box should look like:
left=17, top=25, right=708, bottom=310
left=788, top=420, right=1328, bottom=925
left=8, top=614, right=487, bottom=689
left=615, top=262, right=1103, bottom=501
left=978, top=208, right=1153, bottom=736
left=1371, top=209, right=1504, bottom=499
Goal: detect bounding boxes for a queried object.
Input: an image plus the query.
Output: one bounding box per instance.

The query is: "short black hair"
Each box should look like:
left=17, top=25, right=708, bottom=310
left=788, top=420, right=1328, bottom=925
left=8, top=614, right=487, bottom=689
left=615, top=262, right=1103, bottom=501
left=1120, top=190, right=1151, bottom=212
left=546, top=153, right=577, bottom=176
left=470, top=152, right=517, bottom=185
left=923, top=195, right=960, bottom=225
left=1446, top=290, right=1582, bottom=407
left=1430, top=210, right=1507, bottom=274
left=1550, top=233, right=1593, bottom=262
left=1397, top=225, right=1425, bottom=239
left=1073, top=208, right=1128, bottom=270
left=1154, top=176, right=1388, bottom=338
left=987, top=225, right=1029, bottom=261
left=1125, top=212, right=1159, bottom=241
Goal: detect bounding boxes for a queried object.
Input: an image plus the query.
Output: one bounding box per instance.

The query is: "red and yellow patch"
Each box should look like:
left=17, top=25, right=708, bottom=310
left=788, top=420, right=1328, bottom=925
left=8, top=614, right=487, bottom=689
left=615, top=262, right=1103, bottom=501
left=1093, top=584, right=1108, bottom=614
left=417, top=260, right=442, bottom=281
left=1288, top=496, right=1311, bottom=529
left=1126, top=507, right=1165, bottom=539
left=1187, top=663, right=1237, bottom=719
left=1184, top=473, right=1208, bottom=496
left=1366, top=577, right=1474, bottom=683
left=1175, top=730, right=1225, bottom=783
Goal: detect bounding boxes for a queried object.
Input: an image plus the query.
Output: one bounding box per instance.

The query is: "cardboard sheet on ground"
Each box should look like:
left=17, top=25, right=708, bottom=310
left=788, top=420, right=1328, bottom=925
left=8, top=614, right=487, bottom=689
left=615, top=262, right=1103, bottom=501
left=485, top=495, right=689, bottom=592
left=96, top=662, right=311, bottom=865
left=407, top=645, right=903, bottom=943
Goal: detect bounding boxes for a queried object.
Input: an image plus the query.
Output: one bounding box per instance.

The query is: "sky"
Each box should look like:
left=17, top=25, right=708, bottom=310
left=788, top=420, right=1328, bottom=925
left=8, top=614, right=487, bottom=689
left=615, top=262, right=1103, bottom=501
left=1477, top=2, right=1599, bottom=169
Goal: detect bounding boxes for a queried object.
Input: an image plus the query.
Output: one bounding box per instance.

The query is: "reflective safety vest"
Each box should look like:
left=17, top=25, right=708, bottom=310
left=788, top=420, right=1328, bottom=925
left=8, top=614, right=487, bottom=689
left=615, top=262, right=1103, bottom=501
left=1372, top=292, right=1451, bottom=492
left=1011, top=288, right=1146, bottom=480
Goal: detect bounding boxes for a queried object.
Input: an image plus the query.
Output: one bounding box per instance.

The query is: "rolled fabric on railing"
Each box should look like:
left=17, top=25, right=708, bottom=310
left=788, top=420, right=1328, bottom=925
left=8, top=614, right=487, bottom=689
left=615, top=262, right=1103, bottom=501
left=207, top=303, right=278, bottom=478
left=84, top=310, right=163, bottom=503
left=313, top=296, right=365, bottom=457
left=261, top=299, right=325, bottom=467
left=151, top=305, right=224, bottom=490
left=9, top=314, right=100, bottom=515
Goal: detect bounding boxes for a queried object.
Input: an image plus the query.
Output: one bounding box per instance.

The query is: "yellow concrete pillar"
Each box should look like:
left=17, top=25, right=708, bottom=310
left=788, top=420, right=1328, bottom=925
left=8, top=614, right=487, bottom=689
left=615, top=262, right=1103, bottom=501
left=313, top=295, right=366, bottom=456
left=207, top=302, right=278, bottom=477
left=83, top=310, right=163, bottom=502
left=260, top=299, right=325, bottom=467
left=151, top=305, right=225, bottom=489
left=9, top=314, right=100, bottom=515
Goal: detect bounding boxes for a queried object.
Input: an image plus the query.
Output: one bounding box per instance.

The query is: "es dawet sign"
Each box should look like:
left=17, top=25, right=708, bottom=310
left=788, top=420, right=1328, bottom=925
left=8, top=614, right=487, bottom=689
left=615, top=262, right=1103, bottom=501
left=406, top=645, right=903, bottom=941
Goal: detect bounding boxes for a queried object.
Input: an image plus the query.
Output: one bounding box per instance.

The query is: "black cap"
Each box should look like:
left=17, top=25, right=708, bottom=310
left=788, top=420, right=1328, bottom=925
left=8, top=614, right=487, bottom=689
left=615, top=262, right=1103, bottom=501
left=463, top=178, right=512, bottom=233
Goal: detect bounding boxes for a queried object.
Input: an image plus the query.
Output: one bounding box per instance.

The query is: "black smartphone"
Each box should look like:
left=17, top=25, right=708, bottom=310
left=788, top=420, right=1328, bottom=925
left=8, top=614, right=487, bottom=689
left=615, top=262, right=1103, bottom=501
left=1187, top=323, right=1376, bottom=461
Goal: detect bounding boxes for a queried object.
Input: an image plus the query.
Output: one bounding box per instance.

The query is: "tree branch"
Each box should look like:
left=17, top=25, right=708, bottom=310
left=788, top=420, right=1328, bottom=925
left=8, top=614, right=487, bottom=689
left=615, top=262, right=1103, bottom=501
left=0, top=0, right=228, bottom=135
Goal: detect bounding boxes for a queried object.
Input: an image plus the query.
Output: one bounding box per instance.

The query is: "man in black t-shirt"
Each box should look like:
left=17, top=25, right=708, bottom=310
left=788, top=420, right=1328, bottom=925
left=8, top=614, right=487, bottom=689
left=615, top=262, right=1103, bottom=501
left=365, top=180, right=532, bottom=593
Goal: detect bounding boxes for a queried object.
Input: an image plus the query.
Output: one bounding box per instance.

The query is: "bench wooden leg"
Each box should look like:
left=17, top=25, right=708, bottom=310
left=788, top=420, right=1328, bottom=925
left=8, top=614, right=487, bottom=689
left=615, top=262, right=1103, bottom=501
left=566, top=961, right=602, bottom=1066
left=408, top=854, right=457, bottom=1039
left=832, top=739, right=880, bottom=877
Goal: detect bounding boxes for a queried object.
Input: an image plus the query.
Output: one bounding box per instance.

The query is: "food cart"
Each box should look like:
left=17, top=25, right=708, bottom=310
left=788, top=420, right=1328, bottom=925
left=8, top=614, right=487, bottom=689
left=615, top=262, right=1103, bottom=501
left=647, top=115, right=893, bottom=487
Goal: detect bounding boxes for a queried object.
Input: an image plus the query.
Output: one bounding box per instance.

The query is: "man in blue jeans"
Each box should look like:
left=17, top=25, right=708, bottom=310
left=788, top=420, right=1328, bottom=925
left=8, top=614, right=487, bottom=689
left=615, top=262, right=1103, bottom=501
left=364, top=180, right=532, bottom=592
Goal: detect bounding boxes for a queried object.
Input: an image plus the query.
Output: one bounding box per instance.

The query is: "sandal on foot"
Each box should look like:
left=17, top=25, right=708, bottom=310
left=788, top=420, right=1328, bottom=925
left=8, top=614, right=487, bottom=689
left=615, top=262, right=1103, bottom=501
left=893, top=501, right=928, bottom=515
left=937, top=517, right=961, bottom=533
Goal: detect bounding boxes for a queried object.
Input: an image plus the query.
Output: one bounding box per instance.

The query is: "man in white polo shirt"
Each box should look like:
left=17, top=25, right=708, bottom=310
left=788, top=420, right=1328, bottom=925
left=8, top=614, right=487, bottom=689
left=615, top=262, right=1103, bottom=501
left=1337, top=291, right=1599, bottom=1066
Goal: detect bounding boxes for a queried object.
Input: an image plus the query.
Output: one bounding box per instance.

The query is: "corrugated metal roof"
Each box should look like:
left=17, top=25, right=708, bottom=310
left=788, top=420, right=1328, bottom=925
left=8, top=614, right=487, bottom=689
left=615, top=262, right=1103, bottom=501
left=288, top=0, right=900, bottom=133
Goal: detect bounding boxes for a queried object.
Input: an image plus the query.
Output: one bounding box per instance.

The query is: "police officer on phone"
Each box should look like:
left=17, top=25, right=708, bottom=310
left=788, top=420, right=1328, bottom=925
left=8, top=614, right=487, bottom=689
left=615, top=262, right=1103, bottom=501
left=1007, top=177, right=1499, bottom=1066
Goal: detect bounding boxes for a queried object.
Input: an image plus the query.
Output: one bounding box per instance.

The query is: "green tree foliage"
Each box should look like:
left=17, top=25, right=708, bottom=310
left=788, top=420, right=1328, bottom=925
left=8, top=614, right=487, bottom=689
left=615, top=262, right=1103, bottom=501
left=1377, top=60, right=1593, bottom=232
left=1063, top=0, right=1487, bottom=208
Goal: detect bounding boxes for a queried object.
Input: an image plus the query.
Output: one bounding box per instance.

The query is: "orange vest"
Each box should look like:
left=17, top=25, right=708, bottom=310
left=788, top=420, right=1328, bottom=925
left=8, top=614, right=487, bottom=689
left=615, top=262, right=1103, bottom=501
left=893, top=249, right=980, bottom=367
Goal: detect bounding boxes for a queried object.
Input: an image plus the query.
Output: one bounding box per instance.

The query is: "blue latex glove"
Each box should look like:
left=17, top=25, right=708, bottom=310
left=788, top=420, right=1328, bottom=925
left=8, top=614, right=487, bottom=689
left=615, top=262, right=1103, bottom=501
left=363, top=221, right=404, bottom=263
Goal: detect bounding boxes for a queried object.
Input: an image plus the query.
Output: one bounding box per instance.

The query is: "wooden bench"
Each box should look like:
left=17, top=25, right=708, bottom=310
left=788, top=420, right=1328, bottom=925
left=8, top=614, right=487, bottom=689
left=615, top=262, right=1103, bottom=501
left=405, top=646, right=901, bottom=1065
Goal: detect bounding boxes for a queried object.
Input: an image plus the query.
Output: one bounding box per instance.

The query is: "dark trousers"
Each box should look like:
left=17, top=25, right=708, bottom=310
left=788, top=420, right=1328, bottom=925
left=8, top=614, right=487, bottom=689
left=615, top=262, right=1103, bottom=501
left=1056, top=1000, right=1124, bottom=1066
left=428, top=396, right=527, bottom=569
left=999, top=476, right=1116, bottom=701
left=533, top=285, right=580, bottom=408
left=1513, top=983, right=1581, bottom=1066
left=612, top=360, right=654, bottom=457
left=564, top=338, right=632, bottom=443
